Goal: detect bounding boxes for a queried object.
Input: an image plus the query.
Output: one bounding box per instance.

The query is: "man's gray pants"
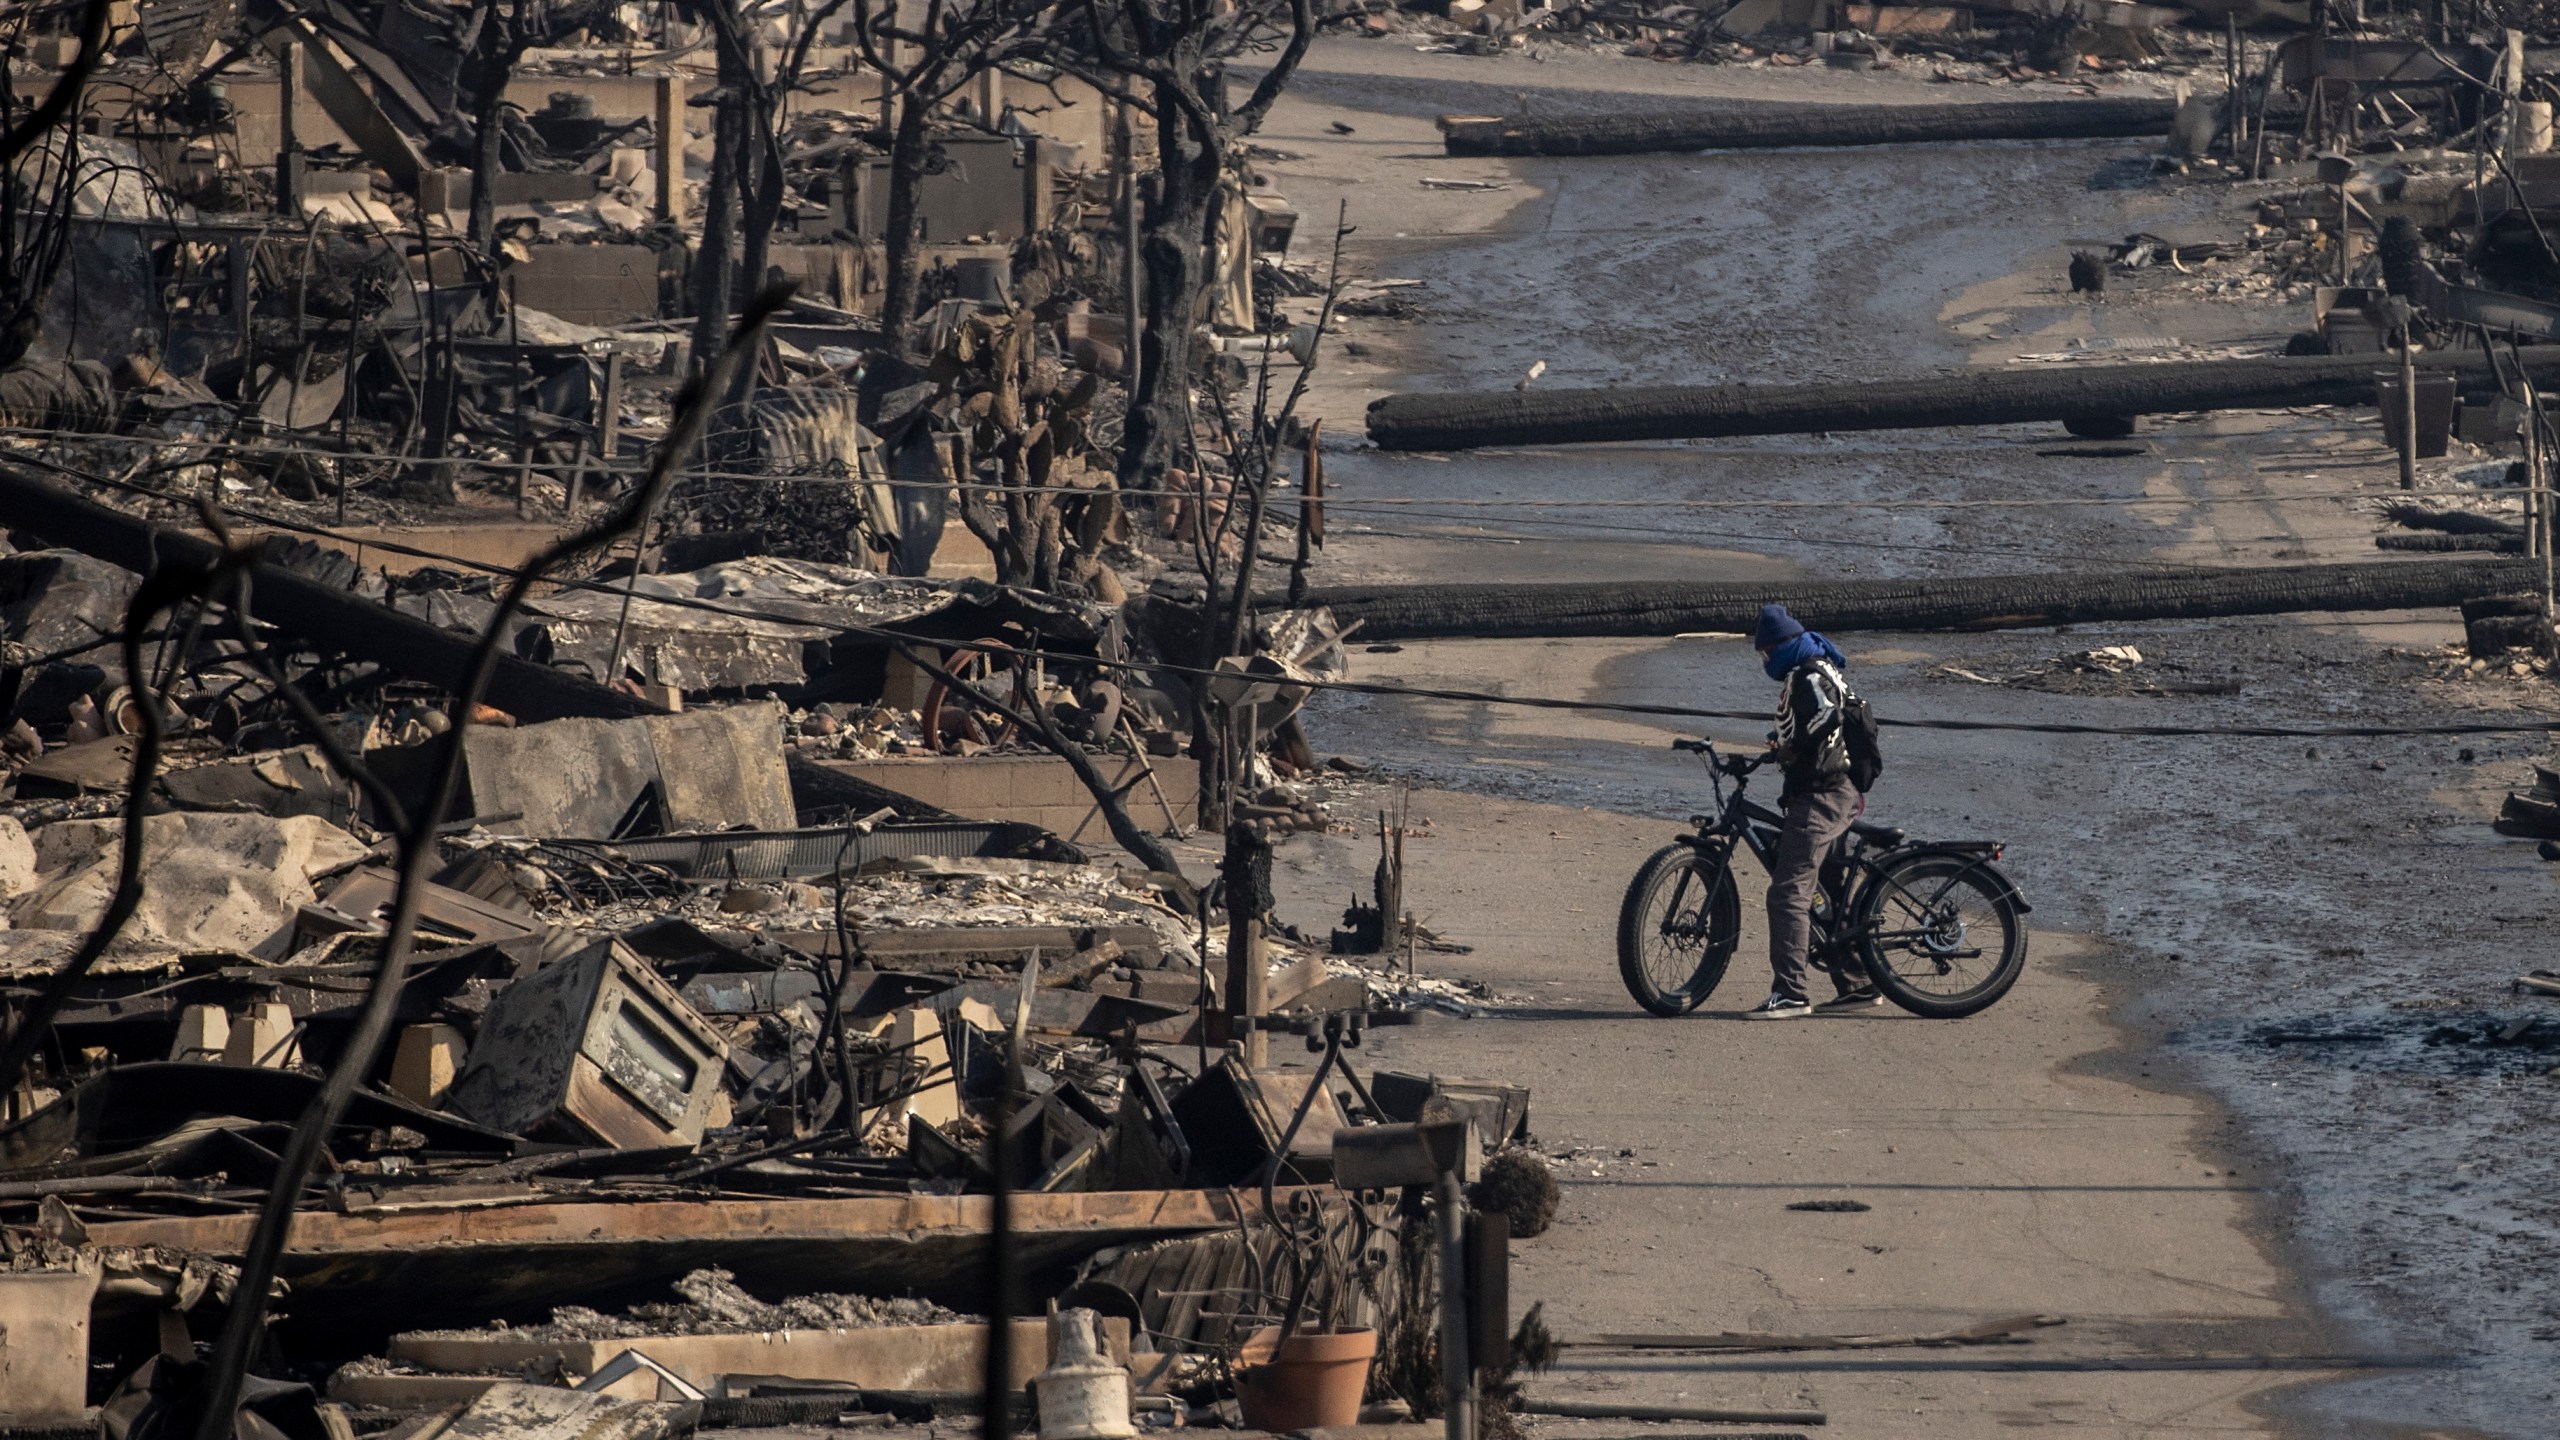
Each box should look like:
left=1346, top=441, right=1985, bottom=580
left=1766, top=779, right=1861, bottom=1002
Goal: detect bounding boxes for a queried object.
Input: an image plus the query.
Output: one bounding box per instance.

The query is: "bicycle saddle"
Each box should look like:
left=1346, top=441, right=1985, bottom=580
left=1850, top=820, right=1906, bottom=847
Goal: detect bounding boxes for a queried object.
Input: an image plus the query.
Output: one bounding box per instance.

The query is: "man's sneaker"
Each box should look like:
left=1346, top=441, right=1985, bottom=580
left=1742, top=993, right=1813, bottom=1021
left=1817, top=986, right=1883, bottom=1013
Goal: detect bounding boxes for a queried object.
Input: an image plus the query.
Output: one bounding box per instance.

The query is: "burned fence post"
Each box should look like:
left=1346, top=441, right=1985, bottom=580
left=1338, top=1121, right=1482, bottom=1440
left=2398, top=315, right=2419, bottom=492
left=1438, top=1160, right=1477, bottom=1440
left=277, top=41, right=305, bottom=215
left=2320, top=151, right=2355, bottom=287
left=1223, top=821, right=1271, bottom=1068
left=656, top=74, right=686, bottom=228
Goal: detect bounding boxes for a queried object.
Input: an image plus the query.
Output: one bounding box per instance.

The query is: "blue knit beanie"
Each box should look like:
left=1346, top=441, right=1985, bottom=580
left=1753, top=603, right=1805, bottom=651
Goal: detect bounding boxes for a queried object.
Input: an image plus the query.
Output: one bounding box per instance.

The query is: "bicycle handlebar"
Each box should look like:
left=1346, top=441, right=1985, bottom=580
left=1673, top=737, right=1764, bottom=776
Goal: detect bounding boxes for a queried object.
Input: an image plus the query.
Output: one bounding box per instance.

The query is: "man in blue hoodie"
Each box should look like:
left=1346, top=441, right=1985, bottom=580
left=1745, top=604, right=1880, bottom=1019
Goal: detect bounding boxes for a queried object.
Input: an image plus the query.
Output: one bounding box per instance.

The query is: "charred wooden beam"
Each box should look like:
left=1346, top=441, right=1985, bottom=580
left=82, top=1186, right=1307, bottom=1342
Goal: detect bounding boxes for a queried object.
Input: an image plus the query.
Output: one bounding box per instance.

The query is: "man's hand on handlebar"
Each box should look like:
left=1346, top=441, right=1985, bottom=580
left=1673, top=738, right=1766, bottom=776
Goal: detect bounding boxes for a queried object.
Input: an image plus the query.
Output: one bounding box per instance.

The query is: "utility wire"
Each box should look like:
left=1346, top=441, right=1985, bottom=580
left=11, top=429, right=2448, bottom=579
left=0, top=422, right=2432, bottom=510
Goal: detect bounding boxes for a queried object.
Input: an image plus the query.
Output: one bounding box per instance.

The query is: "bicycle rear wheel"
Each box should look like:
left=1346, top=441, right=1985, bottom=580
left=1616, top=843, right=1743, bottom=1016
left=1855, top=851, right=2027, bottom=1018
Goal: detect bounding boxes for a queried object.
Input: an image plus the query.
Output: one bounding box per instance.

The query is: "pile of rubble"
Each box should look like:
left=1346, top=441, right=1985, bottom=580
left=0, top=451, right=1541, bottom=1434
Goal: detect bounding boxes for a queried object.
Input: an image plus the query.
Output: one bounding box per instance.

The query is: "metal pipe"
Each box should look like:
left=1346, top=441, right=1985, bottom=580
left=1437, top=1171, right=1476, bottom=1440
left=2526, top=408, right=2541, bottom=562
left=2398, top=327, right=2418, bottom=490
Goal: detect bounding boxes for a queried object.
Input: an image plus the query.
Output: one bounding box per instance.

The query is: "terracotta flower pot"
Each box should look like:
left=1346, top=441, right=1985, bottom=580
left=1232, top=1325, right=1378, bottom=1432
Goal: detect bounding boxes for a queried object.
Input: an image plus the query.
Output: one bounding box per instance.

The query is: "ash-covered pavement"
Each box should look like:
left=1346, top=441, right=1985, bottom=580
left=1272, top=38, right=2560, bottom=1437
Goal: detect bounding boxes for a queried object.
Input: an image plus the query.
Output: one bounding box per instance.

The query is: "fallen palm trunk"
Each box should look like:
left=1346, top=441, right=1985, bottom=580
left=0, top=464, right=654, bottom=726
left=1443, top=95, right=2179, bottom=157
left=1296, top=558, right=2539, bottom=641
left=1364, top=351, right=2560, bottom=451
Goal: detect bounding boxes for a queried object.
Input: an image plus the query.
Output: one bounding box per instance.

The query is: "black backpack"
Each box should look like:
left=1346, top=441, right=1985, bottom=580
left=1842, top=688, right=1884, bottom=793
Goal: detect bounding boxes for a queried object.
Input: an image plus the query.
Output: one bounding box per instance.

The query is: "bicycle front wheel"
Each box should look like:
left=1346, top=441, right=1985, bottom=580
left=1616, top=843, right=1742, bottom=1016
left=1855, top=851, right=2027, bottom=1018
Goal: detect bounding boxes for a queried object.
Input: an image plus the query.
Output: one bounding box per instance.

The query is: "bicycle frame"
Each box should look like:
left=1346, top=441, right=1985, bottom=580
left=1674, top=743, right=1877, bottom=958
left=1628, top=736, right=2033, bottom=1018
left=1674, top=739, right=2032, bottom=957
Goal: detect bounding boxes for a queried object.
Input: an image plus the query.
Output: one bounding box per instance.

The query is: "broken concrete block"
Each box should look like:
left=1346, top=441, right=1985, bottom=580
left=9, top=812, right=370, bottom=958
left=327, top=1369, right=506, bottom=1412
left=169, top=1004, right=230, bottom=1062
left=881, top=648, right=939, bottom=711
left=437, top=1381, right=687, bottom=1440
left=10, top=734, right=134, bottom=797
left=390, top=1317, right=1116, bottom=1402
left=0, top=1262, right=99, bottom=1426
left=447, top=939, right=731, bottom=1147
left=161, top=745, right=359, bottom=825
left=1837, top=2, right=1972, bottom=31
left=894, top=1007, right=961, bottom=1127
left=0, top=549, right=138, bottom=659
left=0, top=817, right=33, bottom=901
left=390, top=1024, right=469, bottom=1109
left=1264, top=949, right=1330, bottom=1010
left=222, top=1001, right=302, bottom=1069
left=462, top=701, right=794, bottom=839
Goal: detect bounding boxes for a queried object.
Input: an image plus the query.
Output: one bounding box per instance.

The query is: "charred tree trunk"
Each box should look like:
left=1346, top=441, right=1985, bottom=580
left=1116, top=98, right=1217, bottom=492
left=466, top=62, right=505, bottom=260
left=879, top=94, right=936, bottom=351
left=459, top=0, right=525, bottom=268
left=685, top=8, right=781, bottom=411
left=739, top=73, right=783, bottom=378
left=691, top=82, right=746, bottom=380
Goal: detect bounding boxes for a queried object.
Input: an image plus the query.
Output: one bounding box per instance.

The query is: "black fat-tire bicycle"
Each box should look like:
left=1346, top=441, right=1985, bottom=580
left=1616, top=738, right=2032, bottom=1019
